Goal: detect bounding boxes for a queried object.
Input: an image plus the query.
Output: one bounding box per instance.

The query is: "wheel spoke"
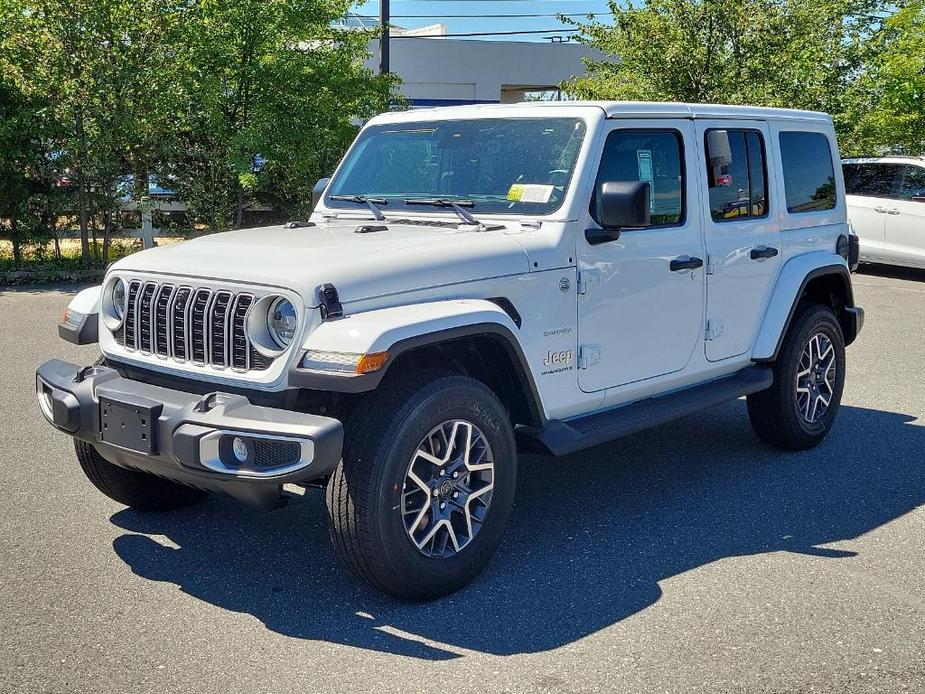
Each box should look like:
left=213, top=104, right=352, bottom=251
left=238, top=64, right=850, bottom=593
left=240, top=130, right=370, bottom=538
left=407, top=503, right=430, bottom=536
left=406, top=469, right=429, bottom=494
left=451, top=420, right=473, bottom=463
left=415, top=516, right=447, bottom=551
left=413, top=448, right=447, bottom=467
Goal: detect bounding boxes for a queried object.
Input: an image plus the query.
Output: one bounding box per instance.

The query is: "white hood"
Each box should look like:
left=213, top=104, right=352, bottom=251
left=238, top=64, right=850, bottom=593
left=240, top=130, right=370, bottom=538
left=113, top=220, right=532, bottom=305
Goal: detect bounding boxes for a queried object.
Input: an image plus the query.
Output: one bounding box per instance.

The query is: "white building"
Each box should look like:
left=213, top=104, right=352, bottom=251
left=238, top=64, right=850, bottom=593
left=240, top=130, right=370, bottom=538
left=362, top=23, right=608, bottom=107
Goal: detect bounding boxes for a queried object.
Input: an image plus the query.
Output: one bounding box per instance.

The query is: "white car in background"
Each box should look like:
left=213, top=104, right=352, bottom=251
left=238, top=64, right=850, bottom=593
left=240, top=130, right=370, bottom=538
left=843, top=156, right=925, bottom=269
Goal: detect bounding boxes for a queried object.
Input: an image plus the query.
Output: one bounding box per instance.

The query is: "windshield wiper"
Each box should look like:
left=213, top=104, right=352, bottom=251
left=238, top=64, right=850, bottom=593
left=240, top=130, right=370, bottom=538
left=403, top=198, right=482, bottom=227
left=329, top=194, right=387, bottom=221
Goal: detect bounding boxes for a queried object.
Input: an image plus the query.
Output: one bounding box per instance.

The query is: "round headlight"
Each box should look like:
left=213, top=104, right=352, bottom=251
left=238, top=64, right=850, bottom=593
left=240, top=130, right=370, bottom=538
left=267, top=297, right=298, bottom=348
left=101, top=276, right=128, bottom=330
left=111, top=278, right=126, bottom=320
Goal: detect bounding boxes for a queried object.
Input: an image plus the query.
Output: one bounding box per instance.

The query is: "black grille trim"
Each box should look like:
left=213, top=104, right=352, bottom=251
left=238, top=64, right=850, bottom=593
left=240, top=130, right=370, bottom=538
left=114, top=280, right=271, bottom=371
left=122, top=281, right=141, bottom=347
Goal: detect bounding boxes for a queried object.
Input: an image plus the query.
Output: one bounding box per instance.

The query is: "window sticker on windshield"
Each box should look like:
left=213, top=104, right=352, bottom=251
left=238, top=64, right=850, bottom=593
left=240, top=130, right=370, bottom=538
left=507, top=184, right=554, bottom=204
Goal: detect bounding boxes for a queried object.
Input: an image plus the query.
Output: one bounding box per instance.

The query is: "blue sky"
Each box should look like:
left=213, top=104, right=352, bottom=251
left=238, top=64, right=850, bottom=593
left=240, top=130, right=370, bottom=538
left=352, top=1, right=614, bottom=41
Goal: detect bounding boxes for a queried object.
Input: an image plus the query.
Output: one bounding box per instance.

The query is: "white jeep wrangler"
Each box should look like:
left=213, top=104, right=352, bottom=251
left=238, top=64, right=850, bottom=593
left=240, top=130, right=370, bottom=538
left=37, top=102, right=863, bottom=600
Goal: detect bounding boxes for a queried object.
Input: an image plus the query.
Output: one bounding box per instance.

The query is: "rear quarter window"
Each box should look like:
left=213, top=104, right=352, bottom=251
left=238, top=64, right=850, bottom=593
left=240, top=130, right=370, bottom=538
left=779, top=132, right=837, bottom=213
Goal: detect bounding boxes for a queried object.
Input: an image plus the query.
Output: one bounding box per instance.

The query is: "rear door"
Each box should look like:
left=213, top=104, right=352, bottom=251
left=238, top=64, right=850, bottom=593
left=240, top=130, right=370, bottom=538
left=884, top=164, right=925, bottom=269
left=842, top=162, right=904, bottom=262
left=696, top=120, right=780, bottom=362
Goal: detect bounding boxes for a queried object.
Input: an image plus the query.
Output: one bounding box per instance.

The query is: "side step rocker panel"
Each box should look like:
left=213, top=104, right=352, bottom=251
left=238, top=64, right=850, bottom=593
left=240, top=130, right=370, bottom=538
left=517, top=366, right=773, bottom=456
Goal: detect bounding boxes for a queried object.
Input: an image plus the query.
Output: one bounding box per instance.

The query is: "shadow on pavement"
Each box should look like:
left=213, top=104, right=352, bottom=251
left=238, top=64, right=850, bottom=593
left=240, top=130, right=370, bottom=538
left=856, top=263, right=925, bottom=283
left=109, top=401, right=924, bottom=659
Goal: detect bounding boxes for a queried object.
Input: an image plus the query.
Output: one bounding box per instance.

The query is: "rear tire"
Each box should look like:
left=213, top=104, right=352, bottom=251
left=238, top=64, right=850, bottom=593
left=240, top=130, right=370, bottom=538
left=326, top=371, right=517, bottom=601
left=747, top=304, right=846, bottom=450
left=75, top=440, right=207, bottom=511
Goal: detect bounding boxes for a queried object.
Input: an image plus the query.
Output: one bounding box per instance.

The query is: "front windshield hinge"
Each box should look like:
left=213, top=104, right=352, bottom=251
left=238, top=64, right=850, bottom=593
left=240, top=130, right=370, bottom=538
left=317, top=283, right=343, bottom=320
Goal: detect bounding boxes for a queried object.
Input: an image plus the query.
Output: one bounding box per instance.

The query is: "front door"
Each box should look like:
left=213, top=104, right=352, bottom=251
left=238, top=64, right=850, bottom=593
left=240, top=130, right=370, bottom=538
left=697, top=120, right=780, bottom=361
left=577, top=120, right=705, bottom=393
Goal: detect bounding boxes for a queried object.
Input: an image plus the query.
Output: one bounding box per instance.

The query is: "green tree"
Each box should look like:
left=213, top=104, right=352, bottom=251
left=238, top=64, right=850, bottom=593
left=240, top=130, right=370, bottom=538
left=564, top=1, right=885, bottom=124
left=841, top=1, right=925, bottom=155
left=166, top=0, right=397, bottom=229
left=1, top=0, right=197, bottom=263
left=0, top=80, right=43, bottom=266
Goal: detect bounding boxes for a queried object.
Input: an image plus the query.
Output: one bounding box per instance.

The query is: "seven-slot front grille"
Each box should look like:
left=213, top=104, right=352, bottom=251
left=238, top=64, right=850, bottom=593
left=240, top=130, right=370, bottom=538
left=115, top=280, right=272, bottom=372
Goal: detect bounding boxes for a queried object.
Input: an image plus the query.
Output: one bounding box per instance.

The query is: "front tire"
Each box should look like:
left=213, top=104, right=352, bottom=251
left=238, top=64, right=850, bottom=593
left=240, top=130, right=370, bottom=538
left=75, top=440, right=207, bottom=511
left=747, top=304, right=846, bottom=450
left=326, top=371, right=517, bottom=601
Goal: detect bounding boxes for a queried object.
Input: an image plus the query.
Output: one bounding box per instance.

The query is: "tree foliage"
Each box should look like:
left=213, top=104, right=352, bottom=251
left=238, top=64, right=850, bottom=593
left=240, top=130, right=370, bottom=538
left=1, top=0, right=184, bottom=261
left=0, top=0, right=396, bottom=261
left=841, top=1, right=925, bottom=154
left=564, top=0, right=921, bottom=155
left=165, top=0, right=396, bottom=229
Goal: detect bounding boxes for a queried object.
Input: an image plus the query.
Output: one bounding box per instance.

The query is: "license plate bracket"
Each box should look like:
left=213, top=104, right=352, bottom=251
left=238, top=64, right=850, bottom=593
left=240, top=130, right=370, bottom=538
left=99, top=394, right=162, bottom=455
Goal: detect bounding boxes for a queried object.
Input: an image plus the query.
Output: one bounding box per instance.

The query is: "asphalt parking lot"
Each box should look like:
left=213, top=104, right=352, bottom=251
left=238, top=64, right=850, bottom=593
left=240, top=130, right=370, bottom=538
left=1, top=266, right=923, bottom=694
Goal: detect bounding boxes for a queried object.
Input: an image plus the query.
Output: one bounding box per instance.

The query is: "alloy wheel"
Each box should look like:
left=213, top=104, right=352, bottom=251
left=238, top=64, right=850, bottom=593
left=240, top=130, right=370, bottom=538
left=795, top=332, right=837, bottom=424
left=401, top=419, right=495, bottom=558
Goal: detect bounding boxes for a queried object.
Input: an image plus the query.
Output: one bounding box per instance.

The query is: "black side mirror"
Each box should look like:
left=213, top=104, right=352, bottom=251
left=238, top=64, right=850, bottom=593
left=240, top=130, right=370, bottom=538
left=586, top=181, right=651, bottom=245
left=312, top=177, right=331, bottom=210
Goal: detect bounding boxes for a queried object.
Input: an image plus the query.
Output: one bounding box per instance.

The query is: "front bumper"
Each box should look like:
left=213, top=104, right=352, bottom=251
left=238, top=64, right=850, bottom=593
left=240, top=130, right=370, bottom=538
left=843, top=306, right=865, bottom=346
left=36, top=360, right=343, bottom=508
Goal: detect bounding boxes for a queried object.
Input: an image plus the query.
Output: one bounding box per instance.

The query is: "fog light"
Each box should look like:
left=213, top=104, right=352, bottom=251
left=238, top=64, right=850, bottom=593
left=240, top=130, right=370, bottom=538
left=232, top=436, right=249, bottom=463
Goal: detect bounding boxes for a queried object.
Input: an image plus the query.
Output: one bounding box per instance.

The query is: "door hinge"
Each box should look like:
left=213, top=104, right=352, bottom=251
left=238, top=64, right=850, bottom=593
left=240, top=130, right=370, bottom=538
left=318, top=283, right=343, bottom=320
left=577, top=267, right=602, bottom=295
left=705, top=255, right=719, bottom=276
left=578, top=345, right=602, bottom=369
left=705, top=320, right=724, bottom=341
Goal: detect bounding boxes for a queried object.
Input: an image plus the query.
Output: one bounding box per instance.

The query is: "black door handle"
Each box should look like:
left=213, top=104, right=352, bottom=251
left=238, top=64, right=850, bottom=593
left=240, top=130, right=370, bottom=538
left=670, top=256, right=704, bottom=271
left=750, top=246, right=779, bottom=260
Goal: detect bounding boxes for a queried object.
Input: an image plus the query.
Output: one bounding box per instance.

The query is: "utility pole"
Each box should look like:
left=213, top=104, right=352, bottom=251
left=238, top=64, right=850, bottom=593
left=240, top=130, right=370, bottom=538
left=380, top=0, right=390, bottom=75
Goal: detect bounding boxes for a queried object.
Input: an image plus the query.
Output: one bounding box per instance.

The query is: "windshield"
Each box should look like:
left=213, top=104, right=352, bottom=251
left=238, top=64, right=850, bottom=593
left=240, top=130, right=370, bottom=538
left=325, top=117, right=587, bottom=216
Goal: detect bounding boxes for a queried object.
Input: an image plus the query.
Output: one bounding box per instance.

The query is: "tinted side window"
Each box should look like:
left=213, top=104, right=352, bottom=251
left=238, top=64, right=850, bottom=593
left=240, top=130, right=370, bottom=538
left=899, top=165, right=925, bottom=201
left=591, top=129, right=684, bottom=227
left=779, top=132, right=836, bottom=213
left=843, top=163, right=903, bottom=198
left=705, top=129, right=768, bottom=221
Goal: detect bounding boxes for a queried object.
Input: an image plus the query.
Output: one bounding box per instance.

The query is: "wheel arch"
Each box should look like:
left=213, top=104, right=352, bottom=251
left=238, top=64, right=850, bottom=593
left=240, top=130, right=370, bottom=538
left=383, top=327, right=545, bottom=428
left=290, top=299, right=546, bottom=427
left=753, top=254, right=859, bottom=362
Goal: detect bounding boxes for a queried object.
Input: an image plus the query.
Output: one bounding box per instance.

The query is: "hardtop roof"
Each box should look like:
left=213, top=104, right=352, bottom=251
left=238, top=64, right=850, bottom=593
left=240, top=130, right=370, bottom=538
left=373, top=101, right=832, bottom=124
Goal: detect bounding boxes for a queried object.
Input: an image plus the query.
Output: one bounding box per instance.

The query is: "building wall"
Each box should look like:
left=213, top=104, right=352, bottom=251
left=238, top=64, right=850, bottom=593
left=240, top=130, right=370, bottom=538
left=365, top=38, right=608, bottom=107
